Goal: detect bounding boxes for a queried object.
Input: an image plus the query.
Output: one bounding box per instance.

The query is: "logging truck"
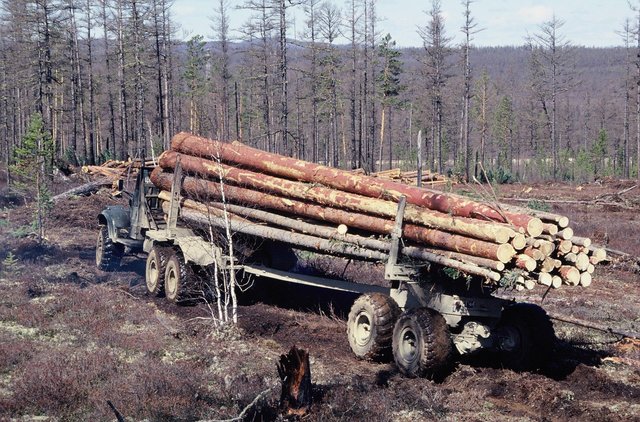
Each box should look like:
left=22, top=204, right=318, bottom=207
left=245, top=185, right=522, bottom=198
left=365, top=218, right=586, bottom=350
left=95, top=133, right=607, bottom=378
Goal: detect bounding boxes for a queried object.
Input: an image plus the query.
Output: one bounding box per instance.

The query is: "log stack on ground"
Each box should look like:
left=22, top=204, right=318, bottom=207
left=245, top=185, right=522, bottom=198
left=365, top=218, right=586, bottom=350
left=150, top=132, right=607, bottom=290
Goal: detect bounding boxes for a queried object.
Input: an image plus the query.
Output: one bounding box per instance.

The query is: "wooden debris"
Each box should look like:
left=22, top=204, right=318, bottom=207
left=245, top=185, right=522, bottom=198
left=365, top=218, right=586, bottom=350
left=277, top=346, right=312, bottom=417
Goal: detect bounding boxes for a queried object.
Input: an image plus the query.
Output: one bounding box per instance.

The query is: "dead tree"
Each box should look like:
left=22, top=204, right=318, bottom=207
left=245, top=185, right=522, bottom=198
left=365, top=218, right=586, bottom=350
left=277, top=346, right=312, bottom=417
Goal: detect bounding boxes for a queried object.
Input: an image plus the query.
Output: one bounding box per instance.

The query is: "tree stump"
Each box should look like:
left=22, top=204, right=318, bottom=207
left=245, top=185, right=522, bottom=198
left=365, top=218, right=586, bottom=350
left=277, top=346, right=312, bottom=417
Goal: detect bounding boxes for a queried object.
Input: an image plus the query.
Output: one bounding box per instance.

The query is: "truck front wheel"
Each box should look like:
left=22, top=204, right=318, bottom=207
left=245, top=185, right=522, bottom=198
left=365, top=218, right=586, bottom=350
left=96, top=225, right=124, bottom=271
left=392, top=308, right=452, bottom=379
left=146, top=247, right=168, bottom=296
left=164, top=250, right=194, bottom=303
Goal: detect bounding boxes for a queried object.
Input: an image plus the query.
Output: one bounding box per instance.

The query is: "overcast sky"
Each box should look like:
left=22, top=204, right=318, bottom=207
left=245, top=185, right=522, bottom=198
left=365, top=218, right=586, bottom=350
left=172, top=0, right=633, bottom=47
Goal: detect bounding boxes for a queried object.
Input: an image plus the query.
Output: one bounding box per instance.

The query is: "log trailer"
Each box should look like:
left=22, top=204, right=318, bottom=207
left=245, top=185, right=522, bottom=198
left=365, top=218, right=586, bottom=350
left=96, top=134, right=603, bottom=378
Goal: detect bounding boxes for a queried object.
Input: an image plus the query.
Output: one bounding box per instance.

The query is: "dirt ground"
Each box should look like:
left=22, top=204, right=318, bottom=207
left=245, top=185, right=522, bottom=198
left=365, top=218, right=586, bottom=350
left=0, top=176, right=638, bottom=421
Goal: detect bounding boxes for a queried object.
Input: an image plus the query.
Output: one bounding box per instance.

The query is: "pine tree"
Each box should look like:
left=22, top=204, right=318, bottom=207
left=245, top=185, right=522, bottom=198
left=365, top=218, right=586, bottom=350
left=377, top=33, right=404, bottom=170
left=10, top=113, right=54, bottom=242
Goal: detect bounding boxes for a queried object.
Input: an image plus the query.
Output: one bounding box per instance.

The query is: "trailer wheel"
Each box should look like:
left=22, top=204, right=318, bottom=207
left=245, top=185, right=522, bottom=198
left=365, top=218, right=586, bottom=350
left=164, top=250, right=194, bottom=303
left=96, top=225, right=124, bottom=272
left=347, top=293, right=400, bottom=362
left=497, top=303, right=555, bottom=371
left=392, top=308, right=452, bottom=378
left=146, top=247, right=168, bottom=296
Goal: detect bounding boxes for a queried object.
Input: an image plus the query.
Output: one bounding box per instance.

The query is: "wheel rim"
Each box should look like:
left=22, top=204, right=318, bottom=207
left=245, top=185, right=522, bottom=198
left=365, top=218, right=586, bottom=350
left=146, top=254, right=158, bottom=291
left=398, top=326, right=418, bottom=363
left=165, top=263, right=177, bottom=298
left=354, top=313, right=372, bottom=347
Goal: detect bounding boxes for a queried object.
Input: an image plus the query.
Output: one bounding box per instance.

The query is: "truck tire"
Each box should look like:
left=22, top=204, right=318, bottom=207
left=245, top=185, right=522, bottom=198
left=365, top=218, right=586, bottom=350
left=146, top=247, right=168, bottom=297
left=96, top=225, right=124, bottom=272
left=392, top=307, right=452, bottom=379
left=347, top=293, right=400, bottom=362
left=497, top=303, right=555, bottom=371
left=164, top=250, right=194, bottom=303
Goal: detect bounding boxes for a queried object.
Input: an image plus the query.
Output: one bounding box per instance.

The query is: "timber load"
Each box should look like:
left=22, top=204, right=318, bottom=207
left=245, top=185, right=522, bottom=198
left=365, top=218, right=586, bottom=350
left=150, top=132, right=607, bottom=291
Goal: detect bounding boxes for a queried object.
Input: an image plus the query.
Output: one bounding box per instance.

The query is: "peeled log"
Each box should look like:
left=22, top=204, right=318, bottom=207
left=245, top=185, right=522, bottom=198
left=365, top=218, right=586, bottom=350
left=501, top=203, right=569, bottom=228
left=167, top=191, right=506, bottom=273
left=151, top=169, right=516, bottom=263
left=571, top=236, right=592, bottom=248
left=169, top=133, right=544, bottom=236
left=168, top=198, right=502, bottom=281
left=164, top=201, right=389, bottom=261
left=422, top=248, right=506, bottom=272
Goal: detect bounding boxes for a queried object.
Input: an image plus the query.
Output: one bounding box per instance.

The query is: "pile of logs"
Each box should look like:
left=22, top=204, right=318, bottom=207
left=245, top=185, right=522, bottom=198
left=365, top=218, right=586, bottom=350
left=82, top=158, right=156, bottom=180
left=355, top=168, right=449, bottom=186
left=150, top=132, right=606, bottom=290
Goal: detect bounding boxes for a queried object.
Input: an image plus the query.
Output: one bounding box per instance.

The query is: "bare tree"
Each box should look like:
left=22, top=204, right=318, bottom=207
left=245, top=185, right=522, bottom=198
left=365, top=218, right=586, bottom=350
left=419, top=0, right=452, bottom=173
left=459, top=0, right=480, bottom=180
left=528, top=15, right=574, bottom=180
left=211, top=0, right=232, bottom=141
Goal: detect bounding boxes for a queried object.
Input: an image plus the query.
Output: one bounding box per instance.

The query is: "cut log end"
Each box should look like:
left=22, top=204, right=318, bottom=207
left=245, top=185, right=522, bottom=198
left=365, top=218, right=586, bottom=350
left=557, top=215, right=570, bottom=228
left=511, top=233, right=527, bottom=250
left=559, top=227, right=574, bottom=240
left=516, top=254, right=537, bottom=272
left=559, top=265, right=580, bottom=286
left=497, top=243, right=517, bottom=264
left=527, top=217, right=545, bottom=237
left=538, top=272, right=553, bottom=286
left=580, top=272, right=593, bottom=287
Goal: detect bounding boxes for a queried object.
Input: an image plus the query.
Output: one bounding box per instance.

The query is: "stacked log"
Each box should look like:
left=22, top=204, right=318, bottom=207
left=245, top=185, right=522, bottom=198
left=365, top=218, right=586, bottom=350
left=82, top=158, right=156, bottom=180
left=150, top=132, right=606, bottom=290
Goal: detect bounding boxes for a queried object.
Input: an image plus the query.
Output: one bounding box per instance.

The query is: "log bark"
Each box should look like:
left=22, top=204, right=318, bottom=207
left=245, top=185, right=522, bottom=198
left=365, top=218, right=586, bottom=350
left=158, top=152, right=516, bottom=244
left=168, top=133, right=543, bottom=236
left=277, top=346, right=312, bottom=417
left=151, top=169, right=516, bottom=263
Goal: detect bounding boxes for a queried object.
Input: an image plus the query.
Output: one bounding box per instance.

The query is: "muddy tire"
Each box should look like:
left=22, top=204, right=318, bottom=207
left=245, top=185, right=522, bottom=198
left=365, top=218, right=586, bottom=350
left=164, top=250, right=194, bottom=303
left=146, top=247, right=168, bottom=296
left=392, top=308, right=452, bottom=379
left=347, top=293, right=401, bottom=362
left=96, top=225, right=124, bottom=272
left=497, top=303, right=555, bottom=371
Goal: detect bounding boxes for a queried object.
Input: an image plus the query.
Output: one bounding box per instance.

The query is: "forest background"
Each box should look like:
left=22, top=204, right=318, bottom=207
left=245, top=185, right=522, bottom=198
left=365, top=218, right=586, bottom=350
left=2, top=0, right=640, bottom=185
